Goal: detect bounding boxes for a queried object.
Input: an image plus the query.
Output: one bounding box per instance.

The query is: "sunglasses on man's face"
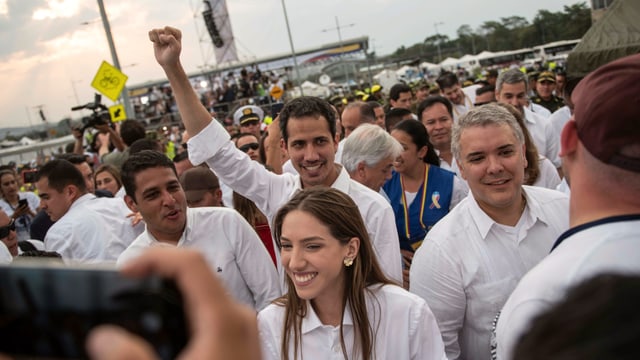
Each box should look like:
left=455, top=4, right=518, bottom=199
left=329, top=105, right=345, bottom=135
left=238, top=143, right=260, bottom=153
left=0, top=219, right=16, bottom=239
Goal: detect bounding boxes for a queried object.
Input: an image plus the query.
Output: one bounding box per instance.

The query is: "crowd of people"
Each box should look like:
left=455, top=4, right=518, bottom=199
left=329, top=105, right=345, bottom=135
left=0, top=25, right=639, bottom=360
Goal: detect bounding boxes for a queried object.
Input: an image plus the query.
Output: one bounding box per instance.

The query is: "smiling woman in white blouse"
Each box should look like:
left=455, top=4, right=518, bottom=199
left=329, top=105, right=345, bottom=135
left=257, top=187, right=446, bottom=360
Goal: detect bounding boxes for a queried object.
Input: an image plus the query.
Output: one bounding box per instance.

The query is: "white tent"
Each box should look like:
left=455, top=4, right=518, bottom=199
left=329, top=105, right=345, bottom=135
left=373, top=69, right=399, bottom=91
left=289, top=81, right=331, bottom=98
left=19, top=137, right=36, bottom=146
left=457, top=54, right=480, bottom=70
left=439, top=57, right=460, bottom=70
left=419, top=61, right=439, bottom=70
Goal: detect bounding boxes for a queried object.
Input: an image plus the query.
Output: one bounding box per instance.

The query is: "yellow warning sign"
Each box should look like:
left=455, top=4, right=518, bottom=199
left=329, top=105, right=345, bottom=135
left=91, top=61, right=128, bottom=102
left=270, top=85, right=283, bottom=100
left=109, top=104, right=127, bottom=122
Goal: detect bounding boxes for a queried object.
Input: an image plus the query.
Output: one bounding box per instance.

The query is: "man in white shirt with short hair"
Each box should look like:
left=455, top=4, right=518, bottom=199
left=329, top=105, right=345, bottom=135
left=496, top=69, right=561, bottom=169
left=117, top=150, right=281, bottom=311
left=409, top=104, right=569, bottom=360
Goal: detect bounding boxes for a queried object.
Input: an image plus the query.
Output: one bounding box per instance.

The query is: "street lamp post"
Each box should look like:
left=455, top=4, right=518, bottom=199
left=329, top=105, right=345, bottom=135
left=322, top=17, right=355, bottom=92
left=96, top=0, right=134, bottom=119
left=434, top=21, right=444, bottom=63
left=280, top=0, right=304, bottom=96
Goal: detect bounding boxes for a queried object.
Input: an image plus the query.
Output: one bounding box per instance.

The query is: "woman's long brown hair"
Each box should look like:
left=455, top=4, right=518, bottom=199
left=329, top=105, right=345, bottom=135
left=272, top=187, right=393, bottom=360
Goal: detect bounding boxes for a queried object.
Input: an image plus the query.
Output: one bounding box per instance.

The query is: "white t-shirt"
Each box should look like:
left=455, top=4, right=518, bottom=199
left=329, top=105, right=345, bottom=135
left=496, top=216, right=640, bottom=360
left=523, top=107, right=561, bottom=168
left=410, top=186, right=569, bottom=360
left=258, top=284, right=447, bottom=360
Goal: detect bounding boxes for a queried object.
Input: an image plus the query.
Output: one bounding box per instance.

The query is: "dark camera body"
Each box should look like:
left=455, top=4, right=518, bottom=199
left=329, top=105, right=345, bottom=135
left=81, top=110, right=112, bottom=130
left=0, top=262, right=188, bottom=359
left=72, top=93, right=113, bottom=132
left=17, top=199, right=28, bottom=208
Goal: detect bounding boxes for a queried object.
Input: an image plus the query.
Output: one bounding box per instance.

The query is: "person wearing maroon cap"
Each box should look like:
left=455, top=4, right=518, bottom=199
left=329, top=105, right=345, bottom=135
left=495, top=53, right=640, bottom=360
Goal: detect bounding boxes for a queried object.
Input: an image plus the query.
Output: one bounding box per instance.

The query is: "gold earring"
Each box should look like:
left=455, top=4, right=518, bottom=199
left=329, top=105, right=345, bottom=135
left=343, top=257, right=353, bottom=267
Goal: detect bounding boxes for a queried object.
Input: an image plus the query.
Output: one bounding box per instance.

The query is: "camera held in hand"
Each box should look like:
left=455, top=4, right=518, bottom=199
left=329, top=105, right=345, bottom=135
left=71, top=93, right=112, bottom=132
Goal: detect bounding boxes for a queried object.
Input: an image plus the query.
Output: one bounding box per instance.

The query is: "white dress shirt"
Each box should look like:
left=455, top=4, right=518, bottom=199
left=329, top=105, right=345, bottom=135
left=188, top=120, right=403, bottom=284
left=496, top=216, right=640, bottom=360
left=548, top=105, right=572, bottom=156
left=117, top=206, right=281, bottom=311
left=532, top=156, right=561, bottom=190
left=409, top=186, right=569, bottom=360
left=436, top=152, right=462, bottom=178
left=523, top=107, right=560, bottom=168
left=452, top=85, right=479, bottom=122
left=85, top=196, right=144, bottom=261
left=44, top=193, right=110, bottom=263
left=528, top=102, right=552, bottom=118
left=258, top=284, right=447, bottom=360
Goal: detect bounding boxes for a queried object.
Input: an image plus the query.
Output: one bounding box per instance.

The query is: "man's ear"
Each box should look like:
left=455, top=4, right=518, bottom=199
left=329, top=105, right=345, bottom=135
left=456, top=158, right=467, bottom=181
left=559, top=118, right=578, bottom=158
left=356, top=161, right=367, bottom=179
left=65, top=184, right=79, bottom=199
left=124, top=195, right=138, bottom=213
left=214, top=189, right=223, bottom=206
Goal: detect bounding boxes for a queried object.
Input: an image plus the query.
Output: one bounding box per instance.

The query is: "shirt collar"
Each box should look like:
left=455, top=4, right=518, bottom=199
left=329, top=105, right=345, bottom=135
left=293, top=165, right=350, bottom=193
left=467, top=186, right=549, bottom=240
left=523, top=107, right=537, bottom=124
left=551, top=214, right=640, bottom=252
left=301, top=300, right=353, bottom=335
left=72, top=193, right=96, bottom=209
left=143, top=208, right=190, bottom=246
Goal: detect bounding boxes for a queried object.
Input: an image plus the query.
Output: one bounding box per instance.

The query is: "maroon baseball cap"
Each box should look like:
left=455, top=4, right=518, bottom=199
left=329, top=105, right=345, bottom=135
left=573, top=53, right=640, bottom=172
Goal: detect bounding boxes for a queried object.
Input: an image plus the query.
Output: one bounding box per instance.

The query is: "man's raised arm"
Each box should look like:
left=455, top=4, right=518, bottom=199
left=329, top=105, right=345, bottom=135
left=149, top=26, right=211, bottom=135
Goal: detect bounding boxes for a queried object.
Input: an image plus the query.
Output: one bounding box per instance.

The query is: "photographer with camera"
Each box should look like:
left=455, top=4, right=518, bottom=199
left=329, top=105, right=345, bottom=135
left=72, top=95, right=146, bottom=171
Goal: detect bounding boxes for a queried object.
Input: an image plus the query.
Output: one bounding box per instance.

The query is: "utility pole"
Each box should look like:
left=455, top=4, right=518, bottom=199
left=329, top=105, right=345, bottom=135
left=434, top=22, right=444, bottom=63
left=280, top=0, right=304, bottom=96
left=322, top=17, right=355, bottom=92
left=97, top=0, right=135, bottom=119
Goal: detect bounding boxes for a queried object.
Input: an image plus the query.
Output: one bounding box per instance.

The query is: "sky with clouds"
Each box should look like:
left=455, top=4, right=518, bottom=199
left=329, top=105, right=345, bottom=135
left=0, top=0, right=582, bottom=129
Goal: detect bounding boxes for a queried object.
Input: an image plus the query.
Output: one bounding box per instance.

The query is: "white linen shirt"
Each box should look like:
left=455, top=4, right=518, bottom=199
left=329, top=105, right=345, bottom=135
left=258, top=284, right=447, bottom=360
left=496, top=216, right=640, bottom=360
left=44, top=193, right=109, bottom=263
left=532, top=156, right=561, bottom=190
left=188, top=120, right=403, bottom=284
left=409, top=186, right=569, bottom=360
left=85, top=196, right=144, bottom=261
left=117, top=206, right=281, bottom=311
left=523, top=107, right=560, bottom=168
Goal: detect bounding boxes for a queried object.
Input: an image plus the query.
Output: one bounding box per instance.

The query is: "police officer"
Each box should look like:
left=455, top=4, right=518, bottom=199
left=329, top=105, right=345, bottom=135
left=531, top=71, right=564, bottom=113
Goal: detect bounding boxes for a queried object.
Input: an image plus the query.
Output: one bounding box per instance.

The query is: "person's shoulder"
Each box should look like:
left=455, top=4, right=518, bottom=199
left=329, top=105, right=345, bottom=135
left=116, top=233, right=152, bottom=267
left=21, top=191, right=39, bottom=200
left=347, top=178, right=391, bottom=206
left=372, top=284, right=425, bottom=305
left=189, top=206, right=246, bottom=224
left=523, top=185, right=568, bottom=203
left=257, top=301, right=286, bottom=323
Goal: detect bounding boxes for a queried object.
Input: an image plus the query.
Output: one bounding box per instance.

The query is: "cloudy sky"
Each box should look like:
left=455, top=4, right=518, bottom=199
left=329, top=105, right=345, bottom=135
left=0, top=0, right=582, bottom=129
